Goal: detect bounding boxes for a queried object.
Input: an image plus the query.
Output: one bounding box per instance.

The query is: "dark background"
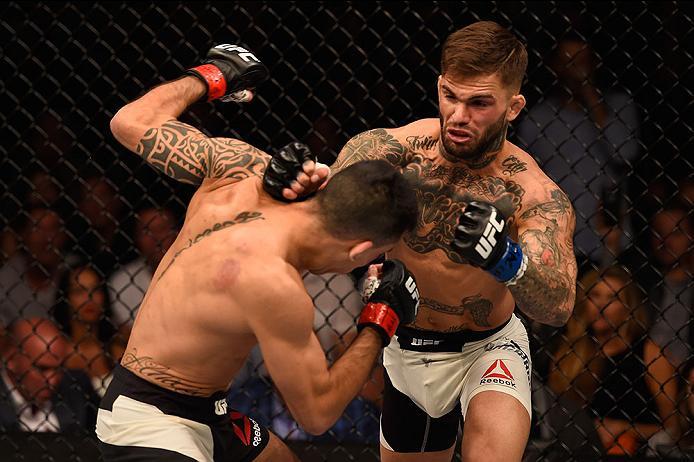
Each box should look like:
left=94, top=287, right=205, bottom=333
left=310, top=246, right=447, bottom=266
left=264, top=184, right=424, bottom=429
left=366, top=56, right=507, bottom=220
left=1, top=1, right=693, bottom=461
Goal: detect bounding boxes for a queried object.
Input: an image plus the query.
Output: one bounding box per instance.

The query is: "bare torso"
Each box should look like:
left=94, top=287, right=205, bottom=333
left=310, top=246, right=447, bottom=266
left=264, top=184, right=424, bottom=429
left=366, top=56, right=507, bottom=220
left=378, top=119, right=552, bottom=331
left=122, top=177, right=307, bottom=396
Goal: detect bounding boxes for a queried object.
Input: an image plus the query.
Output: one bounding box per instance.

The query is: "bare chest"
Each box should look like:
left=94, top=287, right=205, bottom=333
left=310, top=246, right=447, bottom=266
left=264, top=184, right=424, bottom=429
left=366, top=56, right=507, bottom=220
left=401, top=155, right=526, bottom=264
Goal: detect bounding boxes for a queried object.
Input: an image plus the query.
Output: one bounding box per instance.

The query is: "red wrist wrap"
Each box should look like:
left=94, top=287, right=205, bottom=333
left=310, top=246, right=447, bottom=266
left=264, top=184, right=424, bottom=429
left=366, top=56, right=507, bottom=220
left=189, top=64, right=227, bottom=101
left=358, top=302, right=399, bottom=340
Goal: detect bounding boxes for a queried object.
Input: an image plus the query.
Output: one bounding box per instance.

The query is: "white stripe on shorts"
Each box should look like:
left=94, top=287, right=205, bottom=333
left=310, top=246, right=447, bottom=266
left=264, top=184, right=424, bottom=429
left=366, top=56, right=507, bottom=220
left=96, top=395, right=214, bottom=461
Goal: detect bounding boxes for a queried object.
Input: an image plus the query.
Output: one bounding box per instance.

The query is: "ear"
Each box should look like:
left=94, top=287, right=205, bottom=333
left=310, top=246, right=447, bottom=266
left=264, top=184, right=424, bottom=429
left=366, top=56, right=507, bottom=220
left=348, top=241, right=374, bottom=262
left=507, top=94, right=526, bottom=122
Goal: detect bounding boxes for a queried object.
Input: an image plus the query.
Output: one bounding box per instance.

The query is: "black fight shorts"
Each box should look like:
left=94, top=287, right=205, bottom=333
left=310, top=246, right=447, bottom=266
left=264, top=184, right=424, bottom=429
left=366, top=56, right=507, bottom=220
left=96, top=365, right=270, bottom=462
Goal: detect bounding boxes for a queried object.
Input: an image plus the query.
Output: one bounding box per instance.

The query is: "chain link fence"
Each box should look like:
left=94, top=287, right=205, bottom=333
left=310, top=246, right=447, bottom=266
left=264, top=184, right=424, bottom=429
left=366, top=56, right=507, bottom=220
left=1, top=1, right=693, bottom=460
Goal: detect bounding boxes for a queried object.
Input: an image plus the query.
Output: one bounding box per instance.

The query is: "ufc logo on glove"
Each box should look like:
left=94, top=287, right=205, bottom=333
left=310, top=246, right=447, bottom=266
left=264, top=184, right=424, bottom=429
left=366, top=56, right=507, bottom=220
left=475, top=210, right=505, bottom=259
left=214, top=44, right=260, bottom=63
left=405, top=276, right=420, bottom=311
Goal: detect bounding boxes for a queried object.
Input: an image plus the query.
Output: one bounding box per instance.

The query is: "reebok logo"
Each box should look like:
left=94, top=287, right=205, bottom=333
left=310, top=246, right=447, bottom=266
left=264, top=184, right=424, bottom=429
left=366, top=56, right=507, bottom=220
left=480, top=359, right=516, bottom=388
left=229, top=411, right=263, bottom=447
left=485, top=340, right=532, bottom=385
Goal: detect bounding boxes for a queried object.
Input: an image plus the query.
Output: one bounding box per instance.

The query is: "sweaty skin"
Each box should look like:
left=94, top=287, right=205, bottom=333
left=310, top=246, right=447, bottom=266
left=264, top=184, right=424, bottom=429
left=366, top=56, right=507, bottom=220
left=331, top=119, right=576, bottom=331
left=109, top=76, right=390, bottom=435
left=300, top=72, right=578, bottom=332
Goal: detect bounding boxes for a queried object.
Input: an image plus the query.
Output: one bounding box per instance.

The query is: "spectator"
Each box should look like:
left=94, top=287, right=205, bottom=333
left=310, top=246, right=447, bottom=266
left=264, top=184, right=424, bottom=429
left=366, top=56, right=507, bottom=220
left=517, top=36, right=640, bottom=268
left=0, top=318, right=99, bottom=432
left=53, top=265, right=126, bottom=397
left=643, top=202, right=693, bottom=443
left=1, top=169, right=61, bottom=264
left=0, top=208, right=70, bottom=326
left=549, top=266, right=663, bottom=456
left=107, top=207, right=177, bottom=331
left=69, top=175, right=127, bottom=276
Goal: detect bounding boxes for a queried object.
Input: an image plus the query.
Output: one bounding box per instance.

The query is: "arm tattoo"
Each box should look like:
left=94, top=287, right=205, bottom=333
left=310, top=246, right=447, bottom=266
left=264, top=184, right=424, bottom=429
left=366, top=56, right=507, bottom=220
left=159, top=211, right=264, bottom=279
left=136, top=120, right=269, bottom=184
left=122, top=349, right=209, bottom=396
left=332, top=128, right=407, bottom=171
left=419, top=294, right=494, bottom=328
left=511, top=189, right=577, bottom=325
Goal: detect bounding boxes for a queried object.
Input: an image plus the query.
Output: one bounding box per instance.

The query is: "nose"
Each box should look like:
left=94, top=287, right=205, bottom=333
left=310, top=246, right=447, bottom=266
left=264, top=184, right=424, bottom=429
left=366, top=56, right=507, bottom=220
left=448, top=103, right=471, bottom=126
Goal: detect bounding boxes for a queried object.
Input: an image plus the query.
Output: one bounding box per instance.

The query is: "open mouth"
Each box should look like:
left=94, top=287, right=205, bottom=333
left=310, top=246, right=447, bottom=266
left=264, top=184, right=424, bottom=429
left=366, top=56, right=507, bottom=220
left=447, top=129, right=473, bottom=144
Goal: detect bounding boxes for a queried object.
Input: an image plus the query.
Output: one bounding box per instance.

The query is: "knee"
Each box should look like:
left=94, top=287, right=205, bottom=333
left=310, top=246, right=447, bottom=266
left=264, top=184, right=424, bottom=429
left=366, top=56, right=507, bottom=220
left=463, top=435, right=505, bottom=462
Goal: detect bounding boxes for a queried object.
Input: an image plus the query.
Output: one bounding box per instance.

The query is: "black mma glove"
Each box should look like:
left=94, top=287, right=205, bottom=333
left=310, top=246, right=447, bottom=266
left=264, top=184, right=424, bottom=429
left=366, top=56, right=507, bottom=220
left=263, top=142, right=315, bottom=202
left=349, top=254, right=386, bottom=288
left=357, top=260, right=420, bottom=347
left=187, top=44, right=269, bottom=102
left=451, top=201, right=527, bottom=285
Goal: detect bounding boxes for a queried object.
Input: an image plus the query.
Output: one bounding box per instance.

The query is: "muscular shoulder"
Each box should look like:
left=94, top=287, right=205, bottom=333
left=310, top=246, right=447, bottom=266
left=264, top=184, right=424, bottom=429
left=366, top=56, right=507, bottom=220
left=499, top=144, right=556, bottom=198
left=502, top=145, right=574, bottom=225
left=236, top=259, right=313, bottom=322
left=335, top=119, right=439, bottom=169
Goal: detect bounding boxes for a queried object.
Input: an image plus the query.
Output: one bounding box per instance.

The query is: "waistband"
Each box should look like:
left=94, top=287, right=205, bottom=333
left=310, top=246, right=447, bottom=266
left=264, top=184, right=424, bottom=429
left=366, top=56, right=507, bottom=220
left=395, top=316, right=513, bottom=352
left=100, top=365, right=230, bottom=425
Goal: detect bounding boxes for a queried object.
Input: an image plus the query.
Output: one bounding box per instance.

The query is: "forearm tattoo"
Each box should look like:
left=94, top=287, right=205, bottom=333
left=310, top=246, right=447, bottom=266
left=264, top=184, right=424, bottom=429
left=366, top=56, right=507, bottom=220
left=136, top=121, right=269, bottom=184
left=159, top=211, right=264, bottom=279
left=122, top=349, right=209, bottom=396
left=419, top=294, right=494, bottom=328
left=512, top=189, right=577, bottom=325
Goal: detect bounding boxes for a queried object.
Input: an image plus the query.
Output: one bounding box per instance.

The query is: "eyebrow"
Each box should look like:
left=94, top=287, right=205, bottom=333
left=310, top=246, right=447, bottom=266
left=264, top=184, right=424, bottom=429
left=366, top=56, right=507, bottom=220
left=441, top=85, right=496, bottom=101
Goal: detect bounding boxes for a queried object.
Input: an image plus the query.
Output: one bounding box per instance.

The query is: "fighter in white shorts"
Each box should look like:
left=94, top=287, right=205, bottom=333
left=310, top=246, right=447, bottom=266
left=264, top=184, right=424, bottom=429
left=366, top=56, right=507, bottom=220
left=380, top=314, right=532, bottom=452
left=265, top=20, right=578, bottom=462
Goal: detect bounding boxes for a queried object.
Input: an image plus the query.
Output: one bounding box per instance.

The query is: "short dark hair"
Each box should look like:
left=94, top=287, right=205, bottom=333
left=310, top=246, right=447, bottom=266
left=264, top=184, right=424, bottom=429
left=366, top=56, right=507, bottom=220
left=441, top=21, right=527, bottom=92
left=317, top=160, right=418, bottom=245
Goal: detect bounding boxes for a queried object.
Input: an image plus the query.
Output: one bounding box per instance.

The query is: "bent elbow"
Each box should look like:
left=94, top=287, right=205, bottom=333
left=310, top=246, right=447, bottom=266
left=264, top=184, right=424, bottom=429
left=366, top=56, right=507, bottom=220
left=295, top=414, right=333, bottom=436
left=110, top=105, right=148, bottom=151
left=109, top=109, right=127, bottom=140
left=547, top=305, right=573, bottom=327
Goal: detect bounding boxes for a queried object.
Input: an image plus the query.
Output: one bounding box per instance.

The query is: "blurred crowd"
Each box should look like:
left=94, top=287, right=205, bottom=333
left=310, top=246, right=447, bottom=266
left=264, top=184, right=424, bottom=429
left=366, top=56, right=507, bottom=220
left=1, top=36, right=692, bottom=459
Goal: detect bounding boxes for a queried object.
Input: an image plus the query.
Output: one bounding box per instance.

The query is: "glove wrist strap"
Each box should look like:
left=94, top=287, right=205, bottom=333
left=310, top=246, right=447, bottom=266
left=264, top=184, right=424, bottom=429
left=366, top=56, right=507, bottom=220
left=358, top=302, right=399, bottom=347
left=487, top=237, right=527, bottom=284
left=187, top=64, right=227, bottom=101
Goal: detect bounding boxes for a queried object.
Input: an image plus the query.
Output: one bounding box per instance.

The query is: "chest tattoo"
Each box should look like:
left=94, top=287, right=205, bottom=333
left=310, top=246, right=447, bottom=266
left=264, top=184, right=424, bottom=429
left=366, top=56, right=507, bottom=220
left=402, top=154, right=525, bottom=264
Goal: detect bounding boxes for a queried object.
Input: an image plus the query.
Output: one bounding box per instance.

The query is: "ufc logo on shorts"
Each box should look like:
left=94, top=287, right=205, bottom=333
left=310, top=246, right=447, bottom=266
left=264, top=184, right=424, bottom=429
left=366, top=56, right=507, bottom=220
left=405, top=275, right=420, bottom=311
left=474, top=209, right=504, bottom=259
left=214, top=44, right=260, bottom=63
left=214, top=398, right=228, bottom=415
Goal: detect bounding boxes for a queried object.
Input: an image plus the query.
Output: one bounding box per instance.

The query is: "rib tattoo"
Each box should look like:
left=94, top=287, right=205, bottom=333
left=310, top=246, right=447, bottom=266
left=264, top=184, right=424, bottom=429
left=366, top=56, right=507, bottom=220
left=420, top=294, right=494, bottom=328
left=122, top=349, right=209, bottom=396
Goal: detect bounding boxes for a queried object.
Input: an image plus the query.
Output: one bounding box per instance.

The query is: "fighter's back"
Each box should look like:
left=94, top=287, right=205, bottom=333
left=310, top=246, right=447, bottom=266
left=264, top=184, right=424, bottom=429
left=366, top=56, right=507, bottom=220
left=123, top=176, right=310, bottom=396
